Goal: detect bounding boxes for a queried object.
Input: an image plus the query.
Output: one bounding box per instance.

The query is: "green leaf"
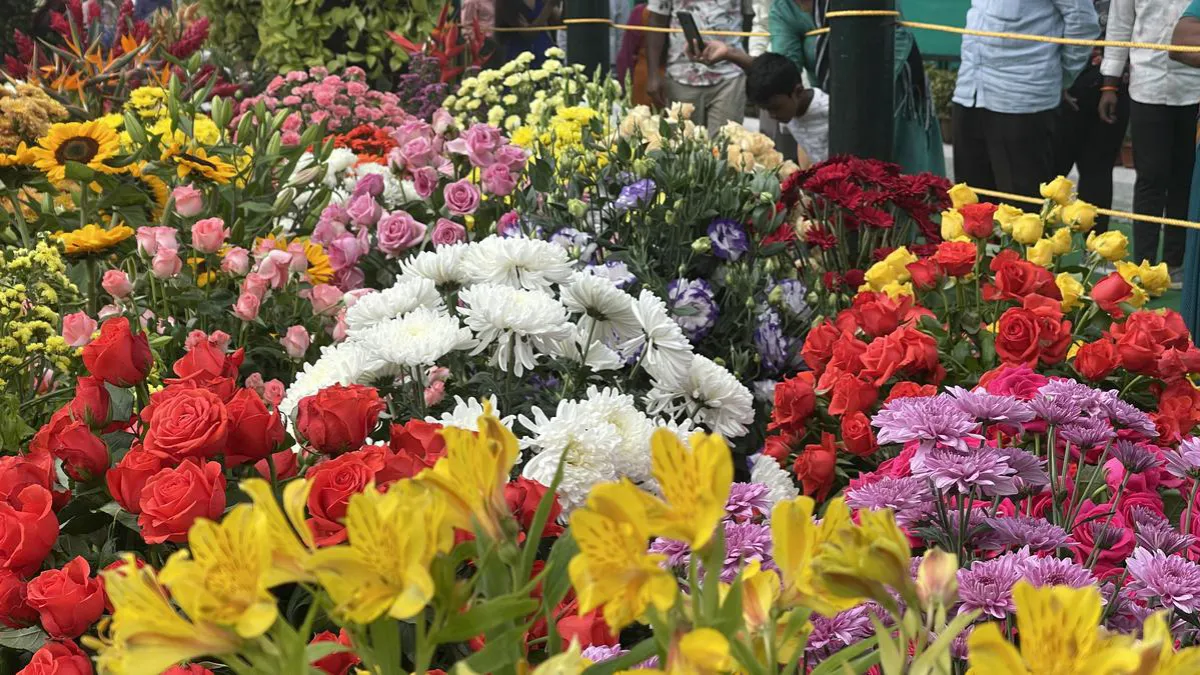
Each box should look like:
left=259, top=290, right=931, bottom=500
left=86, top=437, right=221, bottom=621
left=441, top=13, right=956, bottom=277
left=303, top=640, right=350, bottom=664
left=811, top=636, right=879, bottom=675
left=0, top=394, right=34, bottom=451
left=99, top=501, right=141, bottom=532
left=582, top=638, right=657, bottom=675
left=869, top=615, right=903, bottom=675
left=909, top=609, right=980, bottom=675
left=457, top=621, right=532, bottom=672
left=63, top=161, right=96, bottom=182
left=105, top=383, right=134, bottom=427
left=516, top=451, right=567, bottom=581
left=0, top=626, right=47, bottom=652
left=434, top=595, right=540, bottom=643
left=542, top=532, right=578, bottom=608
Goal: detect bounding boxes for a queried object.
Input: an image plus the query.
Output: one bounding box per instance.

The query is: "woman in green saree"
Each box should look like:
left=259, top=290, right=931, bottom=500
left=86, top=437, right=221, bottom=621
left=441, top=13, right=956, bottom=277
left=769, top=0, right=946, bottom=175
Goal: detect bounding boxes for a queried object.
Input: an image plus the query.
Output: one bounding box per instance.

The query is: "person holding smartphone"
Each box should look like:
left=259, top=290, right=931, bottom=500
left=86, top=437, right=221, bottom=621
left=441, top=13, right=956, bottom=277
left=645, top=0, right=747, bottom=134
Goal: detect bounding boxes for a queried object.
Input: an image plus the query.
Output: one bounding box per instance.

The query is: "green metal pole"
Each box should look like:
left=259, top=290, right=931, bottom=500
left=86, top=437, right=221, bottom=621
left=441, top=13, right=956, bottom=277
left=566, top=0, right=611, bottom=74
left=827, top=0, right=895, bottom=161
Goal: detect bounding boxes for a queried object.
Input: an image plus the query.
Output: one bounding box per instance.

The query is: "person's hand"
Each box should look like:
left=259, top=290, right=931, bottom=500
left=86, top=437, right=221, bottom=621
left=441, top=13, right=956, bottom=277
left=1062, top=89, right=1078, bottom=111
left=647, top=71, right=668, bottom=109
left=687, top=40, right=730, bottom=65
left=1098, top=90, right=1119, bottom=124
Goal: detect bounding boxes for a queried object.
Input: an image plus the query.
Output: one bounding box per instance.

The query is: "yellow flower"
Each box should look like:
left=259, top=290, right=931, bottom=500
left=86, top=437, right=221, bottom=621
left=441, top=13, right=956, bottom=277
left=1056, top=273, right=1084, bottom=312
left=861, top=261, right=897, bottom=293
left=1061, top=199, right=1098, bottom=232
left=161, top=133, right=239, bottom=184
left=158, top=505, right=279, bottom=638
left=265, top=237, right=334, bottom=285
left=967, top=582, right=1145, bottom=675
left=128, top=163, right=170, bottom=218
left=881, top=246, right=917, bottom=281
left=880, top=280, right=914, bottom=299
left=674, top=629, right=735, bottom=673
left=88, top=554, right=241, bottom=675
left=511, top=126, right=536, bottom=148
left=1027, top=239, right=1055, bottom=267
left=53, top=224, right=134, bottom=255
left=813, top=498, right=913, bottom=607
left=1047, top=227, right=1073, bottom=255
left=568, top=480, right=678, bottom=631
left=948, top=183, right=978, bottom=209
left=416, top=405, right=519, bottom=540
left=995, top=204, right=1024, bottom=234
left=531, top=641, right=593, bottom=674
left=1087, top=230, right=1129, bottom=262
left=635, top=429, right=731, bottom=550
left=1040, top=175, right=1074, bottom=205
left=31, top=120, right=123, bottom=183
left=1141, top=611, right=1200, bottom=675
left=308, top=481, right=450, bottom=624
left=1011, top=214, right=1044, bottom=246
left=771, top=496, right=852, bottom=615
left=915, top=548, right=958, bottom=609
left=941, top=209, right=967, bottom=241
left=738, top=560, right=781, bottom=632
left=127, top=86, right=168, bottom=116
left=1117, top=260, right=1171, bottom=297
left=0, top=142, right=35, bottom=167
left=98, top=113, right=124, bottom=130
left=241, top=478, right=315, bottom=586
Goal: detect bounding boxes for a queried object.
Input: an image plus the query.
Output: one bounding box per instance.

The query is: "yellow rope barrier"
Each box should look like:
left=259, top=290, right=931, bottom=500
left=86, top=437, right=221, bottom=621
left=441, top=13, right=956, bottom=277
left=970, top=187, right=1200, bottom=231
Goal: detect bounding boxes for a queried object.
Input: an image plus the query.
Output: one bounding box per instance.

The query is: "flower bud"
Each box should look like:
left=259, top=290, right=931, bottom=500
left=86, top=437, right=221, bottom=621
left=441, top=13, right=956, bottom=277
left=567, top=199, right=588, bottom=219
left=691, top=237, right=712, bottom=254
left=273, top=188, right=297, bottom=216
left=768, top=285, right=784, bottom=306
left=916, top=548, right=959, bottom=609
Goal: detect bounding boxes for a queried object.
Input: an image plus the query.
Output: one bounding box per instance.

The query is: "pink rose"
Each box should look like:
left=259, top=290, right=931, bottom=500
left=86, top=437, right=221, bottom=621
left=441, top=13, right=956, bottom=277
left=328, top=232, right=368, bottom=271
left=172, top=185, right=204, bottom=217
left=98, top=305, right=121, bottom=321
left=280, top=326, right=310, bottom=359
left=1070, top=500, right=1134, bottom=579
left=233, top=293, right=261, bottom=322
left=263, top=379, right=286, bottom=406
left=346, top=193, right=382, bottom=229
left=443, top=180, right=480, bottom=216
left=101, top=270, right=132, bottom=299
left=425, top=380, right=446, bottom=407
left=151, top=249, right=182, bottom=279
left=256, top=250, right=294, bottom=288
left=481, top=163, right=517, bottom=197
left=243, top=273, right=270, bottom=300
left=286, top=243, right=309, bottom=273
left=343, top=289, right=375, bottom=308
left=61, top=312, right=97, bottom=348
left=190, top=217, right=229, bottom=254
left=432, top=108, right=454, bottom=135
left=135, top=226, right=178, bottom=256
left=353, top=173, right=384, bottom=198
left=222, top=247, right=250, bottom=276
left=412, top=167, right=439, bottom=199
left=312, top=216, right=347, bottom=246
left=398, top=137, right=437, bottom=169
left=333, top=267, right=365, bottom=292
left=447, top=123, right=503, bottom=167
left=980, top=364, right=1049, bottom=401
left=496, top=144, right=529, bottom=172
left=376, top=211, right=427, bottom=256
left=309, top=284, right=343, bottom=315
left=332, top=309, right=350, bottom=342
left=431, top=218, right=467, bottom=246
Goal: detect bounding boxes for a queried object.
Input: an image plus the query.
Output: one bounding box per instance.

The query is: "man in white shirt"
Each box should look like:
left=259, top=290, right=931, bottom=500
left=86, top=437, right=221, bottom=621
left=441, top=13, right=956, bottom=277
left=1100, top=0, right=1200, bottom=274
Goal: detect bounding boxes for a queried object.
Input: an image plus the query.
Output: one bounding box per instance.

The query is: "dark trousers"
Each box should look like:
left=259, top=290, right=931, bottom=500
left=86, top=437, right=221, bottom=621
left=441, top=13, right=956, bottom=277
left=1053, top=84, right=1130, bottom=234
left=952, top=104, right=1057, bottom=203
left=1130, top=101, right=1197, bottom=267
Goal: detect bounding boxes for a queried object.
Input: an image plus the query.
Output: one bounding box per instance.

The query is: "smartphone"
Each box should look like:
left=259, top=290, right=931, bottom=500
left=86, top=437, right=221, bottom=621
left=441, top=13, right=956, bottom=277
left=676, top=11, right=705, bottom=51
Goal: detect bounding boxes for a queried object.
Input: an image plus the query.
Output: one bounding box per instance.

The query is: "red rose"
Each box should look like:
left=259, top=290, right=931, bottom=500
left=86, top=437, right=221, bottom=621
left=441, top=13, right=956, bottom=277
left=297, top=384, right=385, bottom=455
left=906, top=258, right=943, bottom=291
left=978, top=364, right=1048, bottom=399
left=557, top=607, right=618, bottom=649
left=380, top=420, right=447, bottom=482
left=67, top=377, right=110, bottom=429
left=172, top=341, right=243, bottom=382
left=802, top=321, right=842, bottom=374
left=310, top=628, right=360, bottom=675
left=793, top=432, right=837, bottom=500
left=1023, top=295, right=1071, bottom=365
left=958, top=202, right=997, bottom=239
left=26, top=557, right=104, bottom=639
left=841, top=411, right=877, bottom=457
left=1091, top=272, right=1135, bottom=318
left=931, top=240, right=977, bottom=276
left=826, top=335, right=870, bottom=374
left=162, top=666, right=215, bottom=675
left=1114, top=323, right=1163, bottom=375
left=849, top=294, right=907, bottom=339
left=254, top=450, right=300, bottom=482
left=885, top=381, right=937, bottom=403
left=0, top=450, right=55, bottom=504
left=983, top=250, right=1059, bottom=302
left=105, top=445, right=163, bottom=514
left=994, top=307, right=1040, bottom=366
left=1074, top=339, right=1119, bottom=381
left=1156, top=346, right=1200, bottom=381
left=895, top=326, right=940, bottom=375
left=16, top=640, right=93, bottom=675
left=223, top=389, right=285, bottom=465
left=143, top=388, right=229, bottom=461
left=769, top=374, right=815, bottom=434
left=762, top=434, right=795, bottom=466
left=0, top=570, right=35, bottom=628
left=47, top=419, right=108, bottom=482
left=505, top=477, right=563, bottom=537
left=81, top=317, right=151, bottom=387
left=137, top=461, right=226, bottom=544
left=823, top=370, right=879, bottom=416
left=0, top=484, right=57, bottom=576
left=306, top=448, right=385, bottom=546
left=858, top=333, right=906, bottom=386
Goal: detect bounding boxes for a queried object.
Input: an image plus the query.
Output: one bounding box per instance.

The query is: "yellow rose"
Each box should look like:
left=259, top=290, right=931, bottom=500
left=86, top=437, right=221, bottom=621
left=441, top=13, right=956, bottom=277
left=1011, top=214, right=1044, bottom=245
left=995, top=204, right=1024, bottom=234
left=940, top=209, right=968, bottom=241
left=880, top=280, right=914, bottom=299
left=1140, top=261, right=1171, bottom=296
left=862, top=260, right=897, bottom=292
left=1055, top=273, right=1083, bottom=311
left=1027, top=239, right=1055, bottom=267
left=1060, top=199, right=1098, bottom=232
left=881, top=246, right=918, bottom=282
left=1086, top=230, right=1129, bottom=262
left=1040, top=175, right=1074, bottom=205
left=1048, top=227, right=1073, bottom=255
left=948, top=183, right=978, bottom=209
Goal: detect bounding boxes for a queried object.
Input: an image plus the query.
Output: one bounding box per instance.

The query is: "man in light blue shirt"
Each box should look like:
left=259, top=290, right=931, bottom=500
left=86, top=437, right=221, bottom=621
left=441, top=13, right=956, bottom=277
left=952, top=0, right=1099, bottom=200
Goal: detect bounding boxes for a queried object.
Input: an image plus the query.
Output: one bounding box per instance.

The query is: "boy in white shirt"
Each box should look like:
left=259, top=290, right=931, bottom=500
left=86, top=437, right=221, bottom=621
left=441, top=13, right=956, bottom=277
left=691, top=43, right=829, bottom=163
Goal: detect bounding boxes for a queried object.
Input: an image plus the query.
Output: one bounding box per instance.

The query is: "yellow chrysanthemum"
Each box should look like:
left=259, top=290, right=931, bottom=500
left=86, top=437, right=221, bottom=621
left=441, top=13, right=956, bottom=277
left=53, top=224, right=134, bottom=255
left=30, top=120, right=123, bottom=183
left=127, top=86, right=168, bottom=116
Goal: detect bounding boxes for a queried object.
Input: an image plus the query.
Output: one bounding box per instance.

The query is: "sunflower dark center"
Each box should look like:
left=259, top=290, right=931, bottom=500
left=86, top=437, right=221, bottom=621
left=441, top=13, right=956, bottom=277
left=55, top=137, right=100, bottom=164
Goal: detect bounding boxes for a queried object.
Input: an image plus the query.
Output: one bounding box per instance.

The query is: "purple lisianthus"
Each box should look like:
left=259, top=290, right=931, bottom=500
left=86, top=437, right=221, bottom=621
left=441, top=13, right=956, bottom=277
left=614, top=178, right=656, bottom=212
left=667, top=278, right=719, bottom=342
left=1164, top=437, right=1200, bottom=480
left=957, top=549, right=1030, bottom=619
left=1126, top=547, right=1200, bottom=614
left=754, top=309, right=796, bottom=376
left=707, top=218, right=750, bottom=261
left=583, top=260, right=637, bottom=289
left=982, top=516, right=1071, bottom=552
left=771, top=278, right=811, bottom=321
left=945, top=386, right=1035, bottom=426
left=726, top=482, right=771, bottom=519
left=1020, top=555, right=1094, bottom=588
left=912, top=445, right=1017, bottom=496
left=845, top=476, right=933, bottom=526
left=872, top=395, right=983, bottom=453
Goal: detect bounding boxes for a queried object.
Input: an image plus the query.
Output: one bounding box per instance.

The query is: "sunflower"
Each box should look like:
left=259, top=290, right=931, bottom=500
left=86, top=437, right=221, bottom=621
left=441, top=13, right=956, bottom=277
left=54, top=223, right=134, bottom=255
left=127, top=164, right=170, bottom=218
left=161, top=140, right=238, bottom=184
left=0, top=142, right=35, bottom=168
left=30, top=121, right=123, bottom=183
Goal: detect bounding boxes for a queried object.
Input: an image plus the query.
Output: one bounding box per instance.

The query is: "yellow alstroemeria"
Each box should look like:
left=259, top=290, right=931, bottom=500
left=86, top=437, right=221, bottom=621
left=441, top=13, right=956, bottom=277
left=308, top=481, right=450, bottom=624
left=158, top=505, right=279, bottom=639
left=417, top=405, right=519, bottom=540
left=967, top=582, right=1146, bottom=675
left=241, top=478, right=315, bottom=586
left=1141, top=611, right=1200, bottom=674
left=87, top=554, right=241, bottom=675
left=948, top=183, right=978, bottom=209
left=635, top=429, right=732, bottom=550
left=568, top=480, right=678, bottom=631
left=771, top=496, right=852, bottom=615
left=813, top=499, right=913, bottom=607
left=530, top=640, right=593, bottom=674
left=1040, top=175, right=1075, bottom=205
left=638, top=628, right=735, bottom=675
left=738, top=560, right=781, bottom=632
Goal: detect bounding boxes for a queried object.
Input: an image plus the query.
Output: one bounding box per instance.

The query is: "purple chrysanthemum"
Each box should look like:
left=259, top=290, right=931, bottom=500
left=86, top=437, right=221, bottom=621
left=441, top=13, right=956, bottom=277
left=806, top=605, right=878, bottom=661
left=1020, top=554, right=1095, bottom=588
left=667, top=278, right=719, bottom=342
left=614, top=178, right=656, bottom=212
left=649, top=537, right=691, bottom=568
left=726, top=482, right=771, bottom=519
left=721, top=521, right=774, bottom=582
left=1164, top=438, right=1200, bottom=480
left=583, top=260, right=637, bottom=289
left=1027, top=394, right=1083, bottom=426
left=872, top=395, right=983, bottom=453
left=1038, top=378, right=1106, bottom=412
left=1097, top=393, right=1158, bottom=438
left=581, top=645, right=626, bottom=662
left=912, top=446, right=1017, bottom=496
left=707, top=218, right=750, bottom=261
left=994, top=446, right=1049, bottom=493
left=754, top=309, right=796, bottom=375
left=943, top=508, right=994, bottom=548
left=1131, top=507, right=1195, bottom=555
left=1104, top=583, right=1155, bottom=634
left=1110, top=440, right=1162, bottom=474
left=845, top=476, right=933, bottom=526
left=946, top=386, right=1035, bottom=425
left=1058, top=416, right=1117, bottom=448
left=982, top=516, right=1071, bottom=552
left=1126, top=547, right=1200, bottom=614
left=957, top=550, right=1030, bottom=619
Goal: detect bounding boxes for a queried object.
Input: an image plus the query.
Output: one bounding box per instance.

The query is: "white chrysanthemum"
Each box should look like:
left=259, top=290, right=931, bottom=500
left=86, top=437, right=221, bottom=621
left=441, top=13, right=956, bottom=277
left=623, top=288, right=694, bottom=386
left=356, top=307, right=476, bottom=369
left=427, top=395, right=516, bottom=431
left=401, top=244, right=471, bottom=288
left=326, top=147, right=358, bottom=175
left=646, top=354, right=754, bottom=438
left=458, top=283, right=573, bottom=376
left=280, top=341, right=378, bottom=417
left=345, top=277, right=441, bottom=333
left=560, top=272, right=641, bottom=352
left=558, top=332, right=624, bottom=372
left=750, top=454, right=799, bottom=507
left=462, top=235, right=574, bottom=291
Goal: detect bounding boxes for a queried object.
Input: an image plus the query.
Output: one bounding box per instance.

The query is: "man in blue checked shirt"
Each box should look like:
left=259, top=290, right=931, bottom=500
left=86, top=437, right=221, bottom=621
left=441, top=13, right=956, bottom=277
left=952, top=0, right=1099, bottom=201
